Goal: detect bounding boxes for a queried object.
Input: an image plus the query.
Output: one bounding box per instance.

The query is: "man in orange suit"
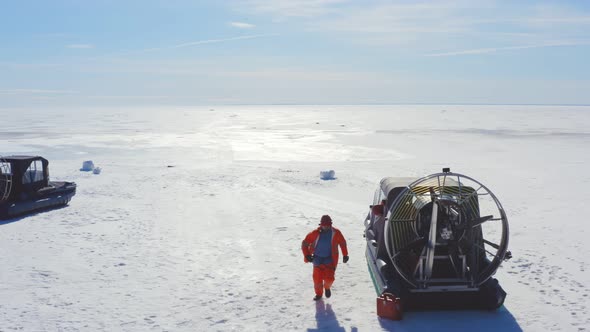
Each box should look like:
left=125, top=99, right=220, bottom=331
left=301, top=215, right=349, bottom=301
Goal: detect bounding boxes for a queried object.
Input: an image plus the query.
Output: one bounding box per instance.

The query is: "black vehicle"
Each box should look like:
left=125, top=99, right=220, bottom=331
left=364, top=169, right=511, bottom=316
left=0, top=156, right=76, bottom=219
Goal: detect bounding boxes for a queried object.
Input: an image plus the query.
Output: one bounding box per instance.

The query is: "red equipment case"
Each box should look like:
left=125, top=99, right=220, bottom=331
left=377, top=293, right=403, bottom=320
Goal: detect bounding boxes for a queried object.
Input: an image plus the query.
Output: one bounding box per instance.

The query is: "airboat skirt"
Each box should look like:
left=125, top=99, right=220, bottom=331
left=0, top=183, right=76, bottom=220
left=366, top=238, right=507, bottom=311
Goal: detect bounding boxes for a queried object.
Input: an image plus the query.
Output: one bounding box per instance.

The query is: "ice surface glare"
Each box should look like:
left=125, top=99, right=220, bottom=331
left=228, top=129, right=406, bottom=162
left=1, top=105, right=589, bottom=331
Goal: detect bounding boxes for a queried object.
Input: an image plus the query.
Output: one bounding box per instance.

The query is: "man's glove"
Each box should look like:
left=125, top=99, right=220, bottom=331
left=305, top=255, right=314, bottom=263
left=343, top=255, right=349, bottom=263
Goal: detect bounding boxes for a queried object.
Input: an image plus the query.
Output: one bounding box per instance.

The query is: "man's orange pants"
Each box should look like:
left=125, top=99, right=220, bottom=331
left=313, top=264, right=335, bottom=296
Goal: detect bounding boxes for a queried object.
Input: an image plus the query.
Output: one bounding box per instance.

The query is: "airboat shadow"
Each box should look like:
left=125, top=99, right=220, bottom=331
left=0, top=205, right=69, bottom=226
left=377, top=305, right=522, bottom=332
left=0, top=214, right=31, bottom=225
left=307, top=300, right=355, bottom=332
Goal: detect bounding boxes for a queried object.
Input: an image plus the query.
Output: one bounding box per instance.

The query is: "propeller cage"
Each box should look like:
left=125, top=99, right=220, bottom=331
left=384, top=172, right=509, bottom=289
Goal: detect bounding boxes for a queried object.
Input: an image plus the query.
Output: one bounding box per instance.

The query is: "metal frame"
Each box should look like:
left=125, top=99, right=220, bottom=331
left=384, top=171, right=509, bottom=289
left=0, top=156, right=13, bottom=202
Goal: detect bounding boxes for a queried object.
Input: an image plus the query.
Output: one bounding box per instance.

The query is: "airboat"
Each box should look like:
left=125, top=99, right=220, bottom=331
left=0, top=156, right=76, bottom=219
left=364, top=168, right=511, bottom=317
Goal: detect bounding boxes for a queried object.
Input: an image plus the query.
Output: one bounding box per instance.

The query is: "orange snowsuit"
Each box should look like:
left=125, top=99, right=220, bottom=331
left=301, top=227, right=348, bottom=297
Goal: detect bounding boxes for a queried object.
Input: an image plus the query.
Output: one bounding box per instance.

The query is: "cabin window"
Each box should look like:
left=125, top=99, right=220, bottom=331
left=373, top=189, right=380, bottom=205
left=0, top=161, right=11, bottom=175
left=22, top=160, right=44, bottom=184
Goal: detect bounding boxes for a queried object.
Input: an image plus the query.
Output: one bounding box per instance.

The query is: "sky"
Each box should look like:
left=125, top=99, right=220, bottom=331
left=1, top=0, right=590, bottom=107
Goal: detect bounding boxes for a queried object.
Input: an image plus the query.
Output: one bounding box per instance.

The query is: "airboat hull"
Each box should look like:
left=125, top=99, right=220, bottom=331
left=0, top=182, right=76, bottom=219
left=366, top=248, right=506, bottom=311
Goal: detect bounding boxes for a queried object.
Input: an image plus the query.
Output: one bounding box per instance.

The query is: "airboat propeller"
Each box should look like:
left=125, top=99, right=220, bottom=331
left=364, top=168, right=511, bottom=318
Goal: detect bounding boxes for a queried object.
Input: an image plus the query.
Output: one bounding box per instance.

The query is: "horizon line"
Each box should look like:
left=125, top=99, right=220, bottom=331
left=2, top=102, right=590, bottom=110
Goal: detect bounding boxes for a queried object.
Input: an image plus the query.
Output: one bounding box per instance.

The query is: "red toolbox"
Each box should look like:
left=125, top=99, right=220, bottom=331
left=376, top=293, right=403, bottom=320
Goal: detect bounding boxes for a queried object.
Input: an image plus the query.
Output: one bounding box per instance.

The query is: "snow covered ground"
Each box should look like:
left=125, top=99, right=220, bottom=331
left=1, top=105, right=589, bottom=331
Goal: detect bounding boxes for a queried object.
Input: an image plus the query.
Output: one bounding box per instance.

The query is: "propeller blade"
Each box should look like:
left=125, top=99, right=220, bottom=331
left=471, top=215, right=494, bottom=228
left=391, top=237, right=427, bottom=258
left=483, top=238, right=500, bottom=250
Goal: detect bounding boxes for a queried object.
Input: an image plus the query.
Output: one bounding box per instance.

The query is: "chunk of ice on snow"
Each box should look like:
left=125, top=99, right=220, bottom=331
left=80, top=160, right=94, bottom=171
left=320, top=170, right=336, bottom=180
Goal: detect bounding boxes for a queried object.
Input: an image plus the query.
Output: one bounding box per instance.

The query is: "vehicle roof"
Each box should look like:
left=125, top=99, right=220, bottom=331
left=2, top=155, right=45, bottom=161
left=379, top=177, right=416, bottom=193
left=379, top=176, right=465, bottom=211
left=379, top=177, right=416, bottom=210
left=380, top=176, right=463, bottom=194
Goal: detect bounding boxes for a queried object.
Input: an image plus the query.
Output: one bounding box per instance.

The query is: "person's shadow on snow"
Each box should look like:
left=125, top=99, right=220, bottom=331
left=307, top=300, right=352, bottom=332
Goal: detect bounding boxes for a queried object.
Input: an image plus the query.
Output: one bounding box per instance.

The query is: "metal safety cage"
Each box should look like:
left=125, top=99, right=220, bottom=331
left=383, top=170, right=509, bottom=290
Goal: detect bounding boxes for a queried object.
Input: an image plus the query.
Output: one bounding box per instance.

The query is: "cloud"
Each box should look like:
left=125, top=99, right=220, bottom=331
left=230, top=21, right=255, bottom=29
left=0, top=62, right=65, bottom=69
left=67, top=44, right=95, bottom=49
left=86, top=33, right=278, bottom=61
left=170, top=34, right=276, bottom=49
left=217, top=67, right=385, bottom=81
left=0, top=89, right=77, bottom=95
left=237, top=0, right=348, bottom=18
left=86, top=95, right=171, bottom=100
left=425, top=41, right=590, bottom=57
left=523, top=4, right=590, bottom=26
left=232, top=1, right=590, bottom=51
left=234, top=1, right=492, bottom=45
